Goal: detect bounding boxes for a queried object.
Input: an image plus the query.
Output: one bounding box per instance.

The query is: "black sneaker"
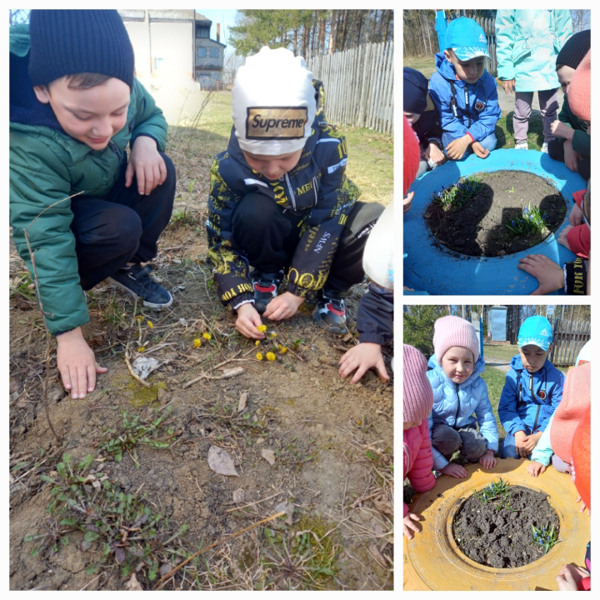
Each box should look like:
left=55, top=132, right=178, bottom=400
left=251, top=270, right=283, bottom=314
left=108, top=264, right=173, bottom=309
left=313, top=292, right=347, bottom=334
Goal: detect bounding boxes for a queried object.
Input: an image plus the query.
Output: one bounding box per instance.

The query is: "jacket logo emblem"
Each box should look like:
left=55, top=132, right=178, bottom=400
left=474, top=101, right=485, bottom=112
left=538, top=390, right=547, bottom=400
left=246, top=107, right=307, bottom=140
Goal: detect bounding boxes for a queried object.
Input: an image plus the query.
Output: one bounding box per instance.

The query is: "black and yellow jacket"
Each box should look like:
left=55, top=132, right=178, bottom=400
left=207, top=82, right=361, bottom=309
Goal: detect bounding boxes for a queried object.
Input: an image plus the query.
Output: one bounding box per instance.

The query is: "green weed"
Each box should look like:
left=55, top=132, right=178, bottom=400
left=433, top=174, right=483, bottom=211
left=532, top=523, right=558, bottom=554
left=504, top=203, right=548, bottom=238
left=26, top=454, right=189, bottom=581
left=473, top=478, right=513, bottom=510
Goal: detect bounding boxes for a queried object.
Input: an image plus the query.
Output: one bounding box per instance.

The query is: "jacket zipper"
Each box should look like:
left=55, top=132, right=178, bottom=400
left=312, top=176, right=319, bottom=206
left=454, top=383, right=461, bottom=427
left=531, top=368, right=545, bottom=432
left=108, top=139, right=122, bottom=162
left=285, top=173, right=297, bottom=211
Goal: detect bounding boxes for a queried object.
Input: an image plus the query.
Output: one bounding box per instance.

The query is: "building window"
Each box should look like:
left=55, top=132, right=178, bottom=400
left=210, top=47, right=219, bottom=58
left=196, top=27, right=209, bottom=39
left=197, top=48, right=207, bottom=58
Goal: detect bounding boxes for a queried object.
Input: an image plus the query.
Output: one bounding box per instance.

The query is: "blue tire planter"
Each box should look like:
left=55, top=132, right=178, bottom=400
left=404, top=149, right=585, bottom=295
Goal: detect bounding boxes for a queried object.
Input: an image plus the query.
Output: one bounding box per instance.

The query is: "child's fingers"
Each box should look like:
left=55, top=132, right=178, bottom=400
left=375, top=359, right=390, bottom=381
left=59, top=365, right=72, bottom=392
left=86, top=364, right=97, bottom=393
left=350, top=364, right=369, bottom=384
left=124, top=161, right=134, bottom=188
left=136, top=166, right=146, bottom=196
left=95, top=362, right=109, bottom=374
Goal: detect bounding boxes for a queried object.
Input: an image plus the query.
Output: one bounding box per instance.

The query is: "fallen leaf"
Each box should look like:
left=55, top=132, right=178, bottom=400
left=237, top=391, right=248, bottom=412
left=207, top=446, right=239, bottom=477
left=221, top=366, right=245, bottom=379
left=372, top=494, right=393, bottom=516
left=275, top=500, right=295, bottom=525
left=342, top=333, right=353, bottom=342
left=159, top=563, right=172, bottom=577
left=131, top=357, right=160, bottom=380
left=261, top=448, right=276, bottom=466
left=115, top=547, right=126, bottom=564
left=125, top=573, right=144, bottom=591
left=368, top=543, right=388, bottom=568
left=233, top=488, right=245, bottom=504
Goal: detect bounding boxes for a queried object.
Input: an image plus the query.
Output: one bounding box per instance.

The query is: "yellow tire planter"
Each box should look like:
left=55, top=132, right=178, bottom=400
left=403, top=458, right=590, bottom=591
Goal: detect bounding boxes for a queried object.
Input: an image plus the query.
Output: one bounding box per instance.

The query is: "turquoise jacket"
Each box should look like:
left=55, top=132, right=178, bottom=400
left=495, top=10, right=573, bottom=92
left=10, top=24, right=168, bottom=334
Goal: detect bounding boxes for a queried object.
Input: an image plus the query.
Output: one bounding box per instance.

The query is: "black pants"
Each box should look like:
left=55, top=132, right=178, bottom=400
left=231, top=192, right=384, bottom=296
left=548, top=138, right=590, bottom=181
left=69, top=153, right=176, bottom=290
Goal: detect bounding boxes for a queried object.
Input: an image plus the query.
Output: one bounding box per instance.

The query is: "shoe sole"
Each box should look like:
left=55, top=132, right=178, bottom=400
left=107, top=277, right=173, bottom=310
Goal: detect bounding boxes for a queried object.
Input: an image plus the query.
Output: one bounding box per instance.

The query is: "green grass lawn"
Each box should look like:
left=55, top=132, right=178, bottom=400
left=481, top=366, right=507, bottom=441
left=483, top=343, right=519, bottom=363
left=404, top=55, right=545, bottom=151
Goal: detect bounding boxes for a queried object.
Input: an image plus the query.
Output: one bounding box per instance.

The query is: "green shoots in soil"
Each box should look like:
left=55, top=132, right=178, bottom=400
left=505, top=203, right=548, bottom=237
left=473, top=478, right=511, bottom=504
left=532, top=523, right=558, bottom=554
left=433, top=174, right=484, bottom=211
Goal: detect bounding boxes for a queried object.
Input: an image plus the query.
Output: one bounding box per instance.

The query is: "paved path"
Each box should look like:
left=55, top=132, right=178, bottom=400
left=496, top=84, right=565, bottom=118
left=484, top=359, right=511, bottom=373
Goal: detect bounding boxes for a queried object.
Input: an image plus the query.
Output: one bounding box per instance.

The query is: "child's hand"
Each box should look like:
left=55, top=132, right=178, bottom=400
left=235, top=303, right=266, bottom=339
left=403, top=191, right=414, bottom=214
left=575, top=494, right=591, bottom=516
left=557, top=225, right=573, bottom=251
left=339, top=343, right=389, bottom=384
left=471, top=141, right=490, bottom=159
left=556, top=563, right=589, bottom=591
left=501, top=79, right=515, bottom=94
left=426, top=143, right=446, bottom=166
left=570, top=202, right=584, bottom=227
left=446, top=136, right=471, bottom=160
left=521, top=431, right=542, bottom=453
left=550, top=120, right=574, bottom=140
left=517, top=254, right=565, bottom=295
left=563, top=139, right=581, bottom=172
left=56, top=327, right=108, bottom=399
left=478, top=449, right=496, bottom=469
left=403, top=512, right=422, bottom=539
left=126, top=136, right=168, bottom=195
left=527, top=461, right=547, bottom=477
left=440, top=463, right=468, bottom=478
left=262, top=292, right=304, bottom=321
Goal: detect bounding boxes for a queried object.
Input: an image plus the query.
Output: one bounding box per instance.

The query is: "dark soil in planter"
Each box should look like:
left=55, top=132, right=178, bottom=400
left=452, top=485, right=560, bottom=568
left=427, top=171, right=567, bottom=257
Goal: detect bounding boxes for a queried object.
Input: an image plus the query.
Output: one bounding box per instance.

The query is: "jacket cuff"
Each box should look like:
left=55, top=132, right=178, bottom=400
left=228, top=292, right=254, bottom=311
left=564, top=258, right=587, bottom=294
left=285, top=282, right=314, bottom=298
left=358, top=333, right=385, bottom=345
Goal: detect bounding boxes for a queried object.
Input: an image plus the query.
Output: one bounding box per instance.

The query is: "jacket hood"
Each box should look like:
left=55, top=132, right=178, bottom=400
left=428, top=353, right=486, bottom=387
left=435, top=51, right=463, bottom=84
left=10, top=23, right=63, bottom=132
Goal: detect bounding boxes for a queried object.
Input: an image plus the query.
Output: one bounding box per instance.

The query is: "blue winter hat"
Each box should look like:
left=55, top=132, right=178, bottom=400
left=518, top=316, right=553, bottom=351
left=445, top=17, right=491, bottom=62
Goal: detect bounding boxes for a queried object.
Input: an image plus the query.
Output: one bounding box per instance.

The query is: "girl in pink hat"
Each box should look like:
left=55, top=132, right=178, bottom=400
left=403, top=344, right=436, bottom=539
left=426, top=316, right=498, bottom=478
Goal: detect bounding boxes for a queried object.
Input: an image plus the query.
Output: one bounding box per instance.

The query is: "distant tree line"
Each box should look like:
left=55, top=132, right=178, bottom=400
left=230, top=10, right=393, bottom=58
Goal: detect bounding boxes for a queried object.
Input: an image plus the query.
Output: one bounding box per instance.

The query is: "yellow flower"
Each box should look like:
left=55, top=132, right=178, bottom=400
left=256, top=352, right=264, bottom=361
left=269, top=332, right=277, bottom=338
left=135, top=315, right=144, bottom=322
left=280, top=346, right=288, bottom=355
left=266, top=352, right=276, bottom=362
left=203, top=332, right=212, bottom=341
left=137, top=346, right=145, bottom=353
left=257, top=324, right=267, bottom=333
left=255, top=340, right=261, bottom=346
left=147, top=320, right=154, bottom=328
left=193, top=338, right=202, bottom=348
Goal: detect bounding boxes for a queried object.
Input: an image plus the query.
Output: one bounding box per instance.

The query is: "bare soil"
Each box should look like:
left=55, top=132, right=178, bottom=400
left=427, top=171, right=566, bottom=257
left=9, top=128, right=393, bottom=591
left=452, top=485, right=559, bottom=569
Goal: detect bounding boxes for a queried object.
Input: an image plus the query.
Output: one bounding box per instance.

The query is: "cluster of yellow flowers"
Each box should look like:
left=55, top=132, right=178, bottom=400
left=192, top=331, right=212, bottom=348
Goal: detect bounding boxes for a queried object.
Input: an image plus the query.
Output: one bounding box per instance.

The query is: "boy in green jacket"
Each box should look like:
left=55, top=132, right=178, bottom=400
left=10, top=10, right=176, bottom=400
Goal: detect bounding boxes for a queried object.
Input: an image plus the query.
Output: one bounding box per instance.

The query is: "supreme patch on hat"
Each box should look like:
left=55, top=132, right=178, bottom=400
left=246, top=107, right=308, bottom=140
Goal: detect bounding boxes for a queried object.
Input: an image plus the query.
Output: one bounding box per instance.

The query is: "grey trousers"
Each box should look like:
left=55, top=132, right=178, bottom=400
left=431, top=423, right=489, bottom=462
left=514, top=89, right=560, bottom=144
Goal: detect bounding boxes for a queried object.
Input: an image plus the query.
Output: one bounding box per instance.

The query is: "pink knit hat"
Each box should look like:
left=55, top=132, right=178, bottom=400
left=550, top=362, right=591, bottom=464
left=569, top=49, right=591, bottom=122
left=433, top=315, right=479, bottom=364
left=403, top=344, right=434, bottom=422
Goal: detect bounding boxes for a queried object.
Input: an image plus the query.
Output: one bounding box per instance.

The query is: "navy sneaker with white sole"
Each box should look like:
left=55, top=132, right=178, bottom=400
left=108, top=264, right=173, bottom=309
left=251, top=271, right=283, bottom=314
left=313, top=292, right=347, bottom=334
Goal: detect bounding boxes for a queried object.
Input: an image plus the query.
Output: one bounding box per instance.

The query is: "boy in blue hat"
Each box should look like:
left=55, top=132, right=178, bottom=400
left=429, top=17, right=502, bottom=161
left=498, top=316, right=565, bottom=459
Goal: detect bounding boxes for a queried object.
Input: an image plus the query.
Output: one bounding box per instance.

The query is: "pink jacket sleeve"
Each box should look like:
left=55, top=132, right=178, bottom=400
left=566, top=190, right=590, bottom=258
left=404, top=419, right=435, bottom=516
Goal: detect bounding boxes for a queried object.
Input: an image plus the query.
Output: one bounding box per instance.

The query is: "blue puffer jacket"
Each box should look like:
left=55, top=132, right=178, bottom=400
left=427, top=355, right=499, bottom=470
left=498, top=355, right=564, bottom=436
left=429, top=52, right=501, bottom=143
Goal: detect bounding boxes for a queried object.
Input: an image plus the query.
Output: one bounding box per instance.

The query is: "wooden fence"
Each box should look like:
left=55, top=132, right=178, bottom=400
left=550, top=310, right=591, bottom=367
left=306, top=41, right=394, bottom=135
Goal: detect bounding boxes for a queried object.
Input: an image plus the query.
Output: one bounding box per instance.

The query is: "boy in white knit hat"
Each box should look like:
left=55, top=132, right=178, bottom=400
left=207, top=47, right=384, bottom=338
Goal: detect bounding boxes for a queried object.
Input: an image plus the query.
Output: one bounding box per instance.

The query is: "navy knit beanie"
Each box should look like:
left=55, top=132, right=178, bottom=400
left=556, top=30, right=591, bottom=70
left=404, top=67, right=429, bottom=115
left=28, top=10, right=134, bottom=90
